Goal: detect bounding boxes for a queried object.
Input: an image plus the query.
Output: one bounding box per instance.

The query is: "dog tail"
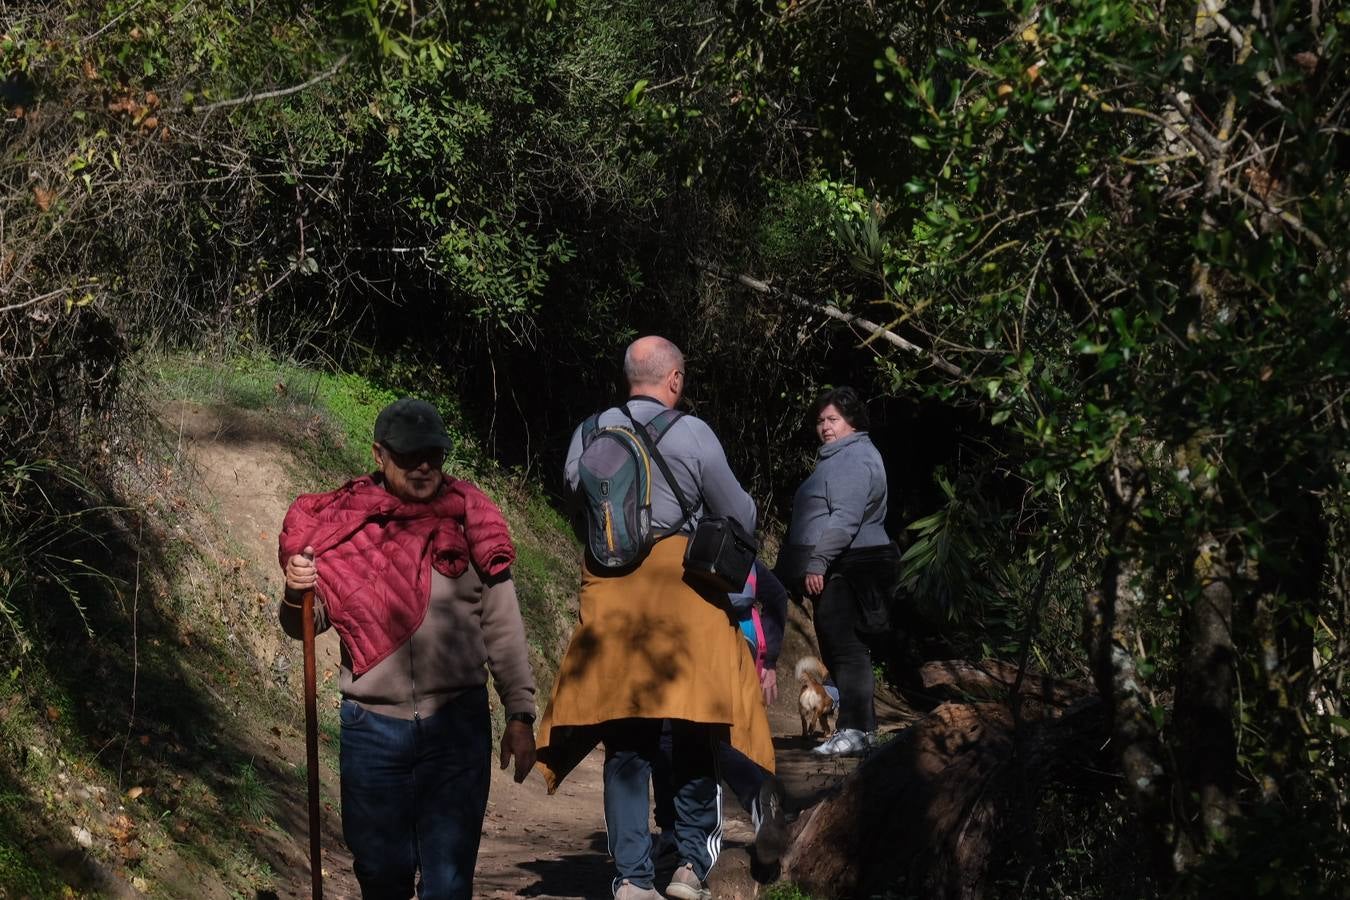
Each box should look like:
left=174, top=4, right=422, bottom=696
left=795, top=655, right=828, bottom=685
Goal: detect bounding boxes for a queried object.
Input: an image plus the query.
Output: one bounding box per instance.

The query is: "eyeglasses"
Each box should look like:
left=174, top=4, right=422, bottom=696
left=381, top=446, right=447, bottom=470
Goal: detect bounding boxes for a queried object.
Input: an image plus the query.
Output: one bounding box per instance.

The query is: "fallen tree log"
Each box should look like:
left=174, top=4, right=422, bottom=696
left=781, top=697, right=1110, bottom=900
left=918, top=659, right=1090, bottom=710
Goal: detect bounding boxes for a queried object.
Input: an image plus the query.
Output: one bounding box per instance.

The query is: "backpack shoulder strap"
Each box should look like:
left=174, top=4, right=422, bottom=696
left=645, top=408, right=685, bottom=446
left=580, top=412, right=602, bottom=447
left=621, top=403, right=695, bottom=531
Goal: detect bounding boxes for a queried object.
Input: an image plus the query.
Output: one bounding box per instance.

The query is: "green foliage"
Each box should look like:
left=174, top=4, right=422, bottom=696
left=0, top=460, right=121, bottom=655
left=0, top=824, right=63, bottom=898
left=369, top=45, right=579, bottom=328
left=761, top=883, right=814, bottom=900
left=339, top=0, right=558, bottom=66
left=899, top=472, right=1014, bottom=623
left=671, top=0, right=1349, bottom=892
left=1182, top=796, right=1350, bottom=899
left=227, top=761, right=276, bottom=823
left=756, top=179, right=846, bottom=273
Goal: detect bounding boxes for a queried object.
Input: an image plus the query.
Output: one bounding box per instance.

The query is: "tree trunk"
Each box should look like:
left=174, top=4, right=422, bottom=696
left=1248, top=492, right=1327, bottom=802
left=1084, top=454, right=1173, bottom=875
left=1172, top=534, right=1238, bottom=867
left=782, top=697, right=1108, bottom=899
left=918, top=659, right=1089, bottom=711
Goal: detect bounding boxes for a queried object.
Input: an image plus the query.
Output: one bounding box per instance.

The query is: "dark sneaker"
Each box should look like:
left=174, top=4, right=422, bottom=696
left=665, top=862, right=711, bottom=900
left=752, top=776, right=789, bottom=864
left=649, top=828, right=678, bottom=868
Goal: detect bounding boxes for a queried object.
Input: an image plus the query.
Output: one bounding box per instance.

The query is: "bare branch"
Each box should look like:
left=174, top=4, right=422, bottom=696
left=0, top=284, right=94, bottom=316
left=1121, top=150, right=1200, bottom=166
left=1195, top=0, right=1288, bottom=110
left=1223, top=179, right=1329, bottom=250
left=698, top=261, right=965, bottom=378
left=1161, top=93, right=1226, bottom=154
left=80, top=0, right=150, bottom=44
left=181, top=54, right=351, bottom=115
left=1108, top=102, right=1217, bottom=159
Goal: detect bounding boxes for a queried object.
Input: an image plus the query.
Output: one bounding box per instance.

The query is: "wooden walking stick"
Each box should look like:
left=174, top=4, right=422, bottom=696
left=302, top=587, right=324, bottom=899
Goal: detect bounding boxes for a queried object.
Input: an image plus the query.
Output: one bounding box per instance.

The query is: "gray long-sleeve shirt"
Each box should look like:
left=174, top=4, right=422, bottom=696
left=781, top=432, right=890, bottom=580
left=564, top=396, right=756, bottom=534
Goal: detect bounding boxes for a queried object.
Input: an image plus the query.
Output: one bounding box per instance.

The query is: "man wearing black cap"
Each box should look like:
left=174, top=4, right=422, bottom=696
left=279, top=398, right=537, bottom=900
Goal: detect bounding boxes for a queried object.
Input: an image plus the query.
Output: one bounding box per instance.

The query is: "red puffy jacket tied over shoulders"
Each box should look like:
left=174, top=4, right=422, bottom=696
left=278, top=474, right=515, bottom=675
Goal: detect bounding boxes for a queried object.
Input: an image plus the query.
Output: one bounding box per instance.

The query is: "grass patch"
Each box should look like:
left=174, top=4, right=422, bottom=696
left=151, top=351, right=382, bottom=478
left=151, top=353, right=292, bottom=412
left=0, top=827, right=62, bottom=898
left=227, top=761, right=276, bottom=823
left=318, top=702, right=342, bottom=774
left=150, top=351, right=488, bottom=481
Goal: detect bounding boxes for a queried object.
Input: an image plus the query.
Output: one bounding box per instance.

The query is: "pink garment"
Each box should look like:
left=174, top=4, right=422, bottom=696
left=278, top=475, right=515, bottom=674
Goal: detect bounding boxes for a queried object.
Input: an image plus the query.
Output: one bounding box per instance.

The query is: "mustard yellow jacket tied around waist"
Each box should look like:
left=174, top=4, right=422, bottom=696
left=536, top=536, right=775, bottom=791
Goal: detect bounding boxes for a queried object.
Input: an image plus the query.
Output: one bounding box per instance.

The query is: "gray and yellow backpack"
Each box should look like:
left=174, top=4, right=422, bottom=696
left=576, top=404, right=686, bottom=569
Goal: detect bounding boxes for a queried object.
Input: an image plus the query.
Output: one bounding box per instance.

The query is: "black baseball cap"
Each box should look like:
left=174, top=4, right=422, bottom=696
left=373, top=398, right=454, bottom=454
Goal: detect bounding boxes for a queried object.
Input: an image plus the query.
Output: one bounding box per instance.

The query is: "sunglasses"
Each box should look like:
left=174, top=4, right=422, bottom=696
left=381, top=446, right=448, bottom=470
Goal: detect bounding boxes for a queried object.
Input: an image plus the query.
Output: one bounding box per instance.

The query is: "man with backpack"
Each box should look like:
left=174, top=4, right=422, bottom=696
left=535, top=335, right=774, bottom=900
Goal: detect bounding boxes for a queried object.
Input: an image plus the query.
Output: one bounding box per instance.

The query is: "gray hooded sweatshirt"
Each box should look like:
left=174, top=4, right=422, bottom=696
left=780, top=432, right=890, bottom=581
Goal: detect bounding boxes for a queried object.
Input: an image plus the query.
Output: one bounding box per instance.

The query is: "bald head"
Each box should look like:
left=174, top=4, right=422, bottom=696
left=624, top=336, right=685, bottom=407
left=624, top=336, right=684, bottom=388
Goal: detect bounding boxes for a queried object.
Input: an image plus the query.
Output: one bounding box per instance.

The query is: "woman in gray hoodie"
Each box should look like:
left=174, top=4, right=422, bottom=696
left=776, top=386, right=898, bottom=756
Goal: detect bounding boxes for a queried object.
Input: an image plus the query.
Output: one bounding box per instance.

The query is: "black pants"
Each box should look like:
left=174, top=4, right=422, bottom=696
left=814, top=574, right=877, bottom=733
left=814, top=545, right=899, bottom=733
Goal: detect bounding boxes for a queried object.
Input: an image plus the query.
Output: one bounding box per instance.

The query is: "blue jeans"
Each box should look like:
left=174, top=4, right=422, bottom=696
left=339, top=687, right=491, bottom=900
left=602, top=718, right=720, bottom=891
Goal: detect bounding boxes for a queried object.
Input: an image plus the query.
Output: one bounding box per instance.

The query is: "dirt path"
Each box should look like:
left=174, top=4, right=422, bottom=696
left=173, top=400, right=886, bottom=899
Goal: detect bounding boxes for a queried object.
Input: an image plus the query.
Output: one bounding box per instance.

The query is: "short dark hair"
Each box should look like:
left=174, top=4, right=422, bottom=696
left=812, top=386, right=869, bottom=431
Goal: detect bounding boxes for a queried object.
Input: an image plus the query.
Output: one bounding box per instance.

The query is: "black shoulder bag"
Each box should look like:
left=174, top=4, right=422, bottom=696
left=622, top=406, right=758, bottom=593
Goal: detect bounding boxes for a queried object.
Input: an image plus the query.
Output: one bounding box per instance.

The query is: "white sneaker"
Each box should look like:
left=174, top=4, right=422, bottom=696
left=812, top=728, right=868, bottom=756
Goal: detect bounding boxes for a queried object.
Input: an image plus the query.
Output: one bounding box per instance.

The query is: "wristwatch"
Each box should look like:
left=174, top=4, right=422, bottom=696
left=507, top=711, right=536, bottom=726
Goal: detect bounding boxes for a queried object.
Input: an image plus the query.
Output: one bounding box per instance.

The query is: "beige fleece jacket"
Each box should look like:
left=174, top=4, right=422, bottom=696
left=281, top=567, right=536, bottom=721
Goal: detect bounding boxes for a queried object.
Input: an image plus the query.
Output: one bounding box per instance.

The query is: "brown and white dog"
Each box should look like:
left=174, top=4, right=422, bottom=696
left=796, top=656, right=835, bottom=739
